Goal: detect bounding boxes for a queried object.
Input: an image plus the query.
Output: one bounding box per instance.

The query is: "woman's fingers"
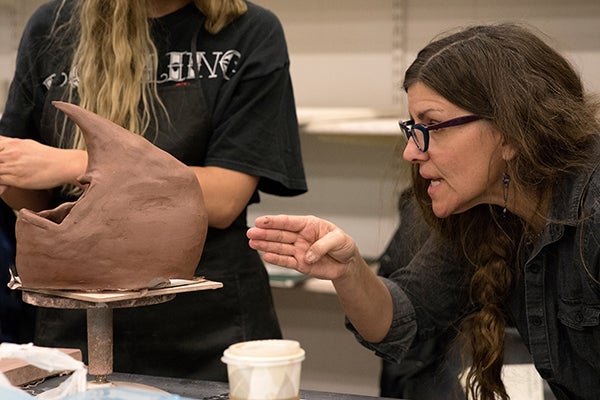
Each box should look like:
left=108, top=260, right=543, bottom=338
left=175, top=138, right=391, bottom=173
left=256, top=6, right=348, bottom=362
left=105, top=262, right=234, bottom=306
left=305, top=229, right=349, bottom=263
left=247, top=226, right=300, bottom=243
left=248, top=236, right=299, bottom=255
left=261, top=251, right=299, bottom=269
left=248, top=236, right=305, bottom=270
left=253, top=214, right=311, bottom=232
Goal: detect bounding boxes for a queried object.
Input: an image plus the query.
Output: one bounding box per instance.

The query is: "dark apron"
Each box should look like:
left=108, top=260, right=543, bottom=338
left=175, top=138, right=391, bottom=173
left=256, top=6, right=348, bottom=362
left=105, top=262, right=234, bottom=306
left=33, top=56, right=281, bottom=382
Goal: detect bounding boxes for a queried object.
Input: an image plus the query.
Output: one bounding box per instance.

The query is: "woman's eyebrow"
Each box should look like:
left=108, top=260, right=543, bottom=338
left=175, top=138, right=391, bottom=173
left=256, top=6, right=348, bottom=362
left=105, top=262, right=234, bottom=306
left=415, top=108, right=440, bottom=121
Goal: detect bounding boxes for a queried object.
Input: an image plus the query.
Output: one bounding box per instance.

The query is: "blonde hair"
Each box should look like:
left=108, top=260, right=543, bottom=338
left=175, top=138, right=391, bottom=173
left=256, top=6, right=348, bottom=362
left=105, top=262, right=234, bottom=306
left=60, top=0, right=247, bottom=149
left=193, top=0, right=248, bottom=34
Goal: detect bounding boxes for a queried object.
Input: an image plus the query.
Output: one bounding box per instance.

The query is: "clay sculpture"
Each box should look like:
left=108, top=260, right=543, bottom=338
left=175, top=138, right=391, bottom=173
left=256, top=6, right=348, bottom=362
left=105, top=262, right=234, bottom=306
left=15, top=101, right=208, bottom=291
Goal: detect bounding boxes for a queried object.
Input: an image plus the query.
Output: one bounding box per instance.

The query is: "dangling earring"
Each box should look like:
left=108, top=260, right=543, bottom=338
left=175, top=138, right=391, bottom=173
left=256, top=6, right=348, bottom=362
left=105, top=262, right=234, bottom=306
left=502, top=170, right=510, bottom=217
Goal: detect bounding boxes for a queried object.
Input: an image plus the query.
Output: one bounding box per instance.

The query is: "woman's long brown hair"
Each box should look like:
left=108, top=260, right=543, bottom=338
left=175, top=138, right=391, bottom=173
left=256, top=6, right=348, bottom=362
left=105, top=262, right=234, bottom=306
left=404, top=23, right=600, bottom=399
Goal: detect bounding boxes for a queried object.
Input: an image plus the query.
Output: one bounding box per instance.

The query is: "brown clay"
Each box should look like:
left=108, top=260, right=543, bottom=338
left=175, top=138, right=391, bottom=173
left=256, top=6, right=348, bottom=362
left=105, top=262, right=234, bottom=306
left=15, top=101, right=208, bottom=291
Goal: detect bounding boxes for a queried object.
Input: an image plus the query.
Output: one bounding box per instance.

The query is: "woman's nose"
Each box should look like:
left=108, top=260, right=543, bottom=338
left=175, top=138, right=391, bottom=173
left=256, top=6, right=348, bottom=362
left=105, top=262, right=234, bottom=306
left=403, top=139, right=428, bottom=163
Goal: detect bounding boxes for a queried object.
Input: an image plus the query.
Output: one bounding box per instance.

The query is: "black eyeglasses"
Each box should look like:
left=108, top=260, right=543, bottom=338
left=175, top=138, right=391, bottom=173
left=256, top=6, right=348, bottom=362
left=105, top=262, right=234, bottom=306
left=398, top=115, right=484, bottom=152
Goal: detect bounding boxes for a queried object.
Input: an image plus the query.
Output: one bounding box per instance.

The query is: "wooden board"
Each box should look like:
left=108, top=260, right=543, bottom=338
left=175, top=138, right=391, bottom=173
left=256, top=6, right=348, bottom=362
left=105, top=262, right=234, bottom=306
left=0, top=348, right=82, bottom=387
left=20, top=278, right=223, bottom=303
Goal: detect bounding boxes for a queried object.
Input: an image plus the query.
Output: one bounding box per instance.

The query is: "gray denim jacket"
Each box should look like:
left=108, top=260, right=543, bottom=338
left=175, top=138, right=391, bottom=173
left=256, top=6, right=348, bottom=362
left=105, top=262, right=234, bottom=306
left=348, top=160, right=600, bottom=400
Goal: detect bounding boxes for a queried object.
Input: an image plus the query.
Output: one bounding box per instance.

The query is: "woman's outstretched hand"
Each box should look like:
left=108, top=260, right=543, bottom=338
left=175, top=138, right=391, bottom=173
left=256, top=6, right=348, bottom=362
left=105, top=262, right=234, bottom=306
left=247, top=214, right=359, bottom=281
left=248, top=214, right=394, bottom=342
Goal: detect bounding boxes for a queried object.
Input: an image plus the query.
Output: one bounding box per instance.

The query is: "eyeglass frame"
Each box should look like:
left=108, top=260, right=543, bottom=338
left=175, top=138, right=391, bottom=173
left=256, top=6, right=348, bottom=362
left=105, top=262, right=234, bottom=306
left=398, top=114, right=485, bottom=152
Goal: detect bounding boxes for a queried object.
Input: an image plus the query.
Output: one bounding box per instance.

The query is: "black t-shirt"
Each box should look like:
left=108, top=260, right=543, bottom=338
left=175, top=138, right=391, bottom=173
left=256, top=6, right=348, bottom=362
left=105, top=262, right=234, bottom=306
left=0, top=0, right=307, bottom=200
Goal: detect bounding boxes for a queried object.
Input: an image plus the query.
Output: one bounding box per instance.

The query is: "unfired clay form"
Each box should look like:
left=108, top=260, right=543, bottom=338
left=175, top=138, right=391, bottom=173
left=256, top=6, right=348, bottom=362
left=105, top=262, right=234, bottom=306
left=15, top=101, right=208, bottom=291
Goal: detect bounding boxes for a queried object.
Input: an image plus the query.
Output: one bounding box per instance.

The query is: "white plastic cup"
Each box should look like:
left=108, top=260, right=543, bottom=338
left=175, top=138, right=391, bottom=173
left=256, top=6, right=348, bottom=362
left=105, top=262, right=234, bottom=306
left=221, top=339, right=305, bottom=400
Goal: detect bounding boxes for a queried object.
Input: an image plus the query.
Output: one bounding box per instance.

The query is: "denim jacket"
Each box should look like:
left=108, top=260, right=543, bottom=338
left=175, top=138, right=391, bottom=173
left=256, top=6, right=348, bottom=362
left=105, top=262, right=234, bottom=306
left=349, top=160, right=600, bottom=400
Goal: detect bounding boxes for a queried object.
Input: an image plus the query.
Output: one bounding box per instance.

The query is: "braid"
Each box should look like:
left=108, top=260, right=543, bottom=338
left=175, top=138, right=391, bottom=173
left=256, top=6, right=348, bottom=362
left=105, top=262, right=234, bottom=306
left=461, top=228, right=514, bottom=400
left=414, top=169, right=521, bottom=399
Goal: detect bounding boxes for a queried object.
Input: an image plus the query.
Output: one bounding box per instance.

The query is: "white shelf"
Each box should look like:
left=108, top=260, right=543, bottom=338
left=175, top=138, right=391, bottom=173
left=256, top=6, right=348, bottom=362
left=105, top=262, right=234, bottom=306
left=301, top=117, right=402, bottom=136
left=297, top=107, right=391, bottom=126
left=297, top=107, right=405, bottom=137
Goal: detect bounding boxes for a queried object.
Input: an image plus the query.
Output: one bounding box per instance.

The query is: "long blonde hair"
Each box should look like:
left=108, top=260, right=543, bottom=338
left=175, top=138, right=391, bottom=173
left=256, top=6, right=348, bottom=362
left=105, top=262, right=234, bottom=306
left=61, top=0, right=247, bottom=149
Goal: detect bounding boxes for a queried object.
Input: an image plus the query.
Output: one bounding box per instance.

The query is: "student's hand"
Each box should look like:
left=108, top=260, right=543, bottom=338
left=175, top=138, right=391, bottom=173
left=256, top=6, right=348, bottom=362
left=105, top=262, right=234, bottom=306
left=247, top=215, right=359, bottom=281
left=0, top=136, right=87, bottom=190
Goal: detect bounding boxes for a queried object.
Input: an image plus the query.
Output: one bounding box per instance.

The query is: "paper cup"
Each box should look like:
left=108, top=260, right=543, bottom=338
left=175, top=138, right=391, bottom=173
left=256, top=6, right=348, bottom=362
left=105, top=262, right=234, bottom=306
left=222, top=339, right=305, bottom=400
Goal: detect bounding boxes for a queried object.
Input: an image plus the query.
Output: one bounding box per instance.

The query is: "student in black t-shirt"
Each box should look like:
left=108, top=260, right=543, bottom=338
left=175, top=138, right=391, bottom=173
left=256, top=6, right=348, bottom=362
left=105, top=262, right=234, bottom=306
left=0, top=0, right=306, bottom=381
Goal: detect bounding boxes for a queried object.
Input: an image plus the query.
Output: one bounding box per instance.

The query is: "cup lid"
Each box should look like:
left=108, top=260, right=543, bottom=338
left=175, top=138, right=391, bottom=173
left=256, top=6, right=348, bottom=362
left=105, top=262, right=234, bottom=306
left=222, top=339, right=305, bottom=366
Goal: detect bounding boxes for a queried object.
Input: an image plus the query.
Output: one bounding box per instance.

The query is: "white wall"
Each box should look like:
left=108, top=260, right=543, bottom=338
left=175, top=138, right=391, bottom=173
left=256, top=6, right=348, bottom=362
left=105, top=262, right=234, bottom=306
left=402, top=0, right=600, bottom=94
left=0, top=0, right=47, bottom=112
left=0, top=3, right=16, bottom=112
left=257, top=0, right=600, bottom=107
left=254, top=0, right=400, bottom=111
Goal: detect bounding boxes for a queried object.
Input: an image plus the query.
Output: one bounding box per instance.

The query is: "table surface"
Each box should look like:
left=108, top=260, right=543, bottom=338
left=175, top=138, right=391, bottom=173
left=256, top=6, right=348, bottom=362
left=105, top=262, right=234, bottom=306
left=29, top=372, right=398, bottom=400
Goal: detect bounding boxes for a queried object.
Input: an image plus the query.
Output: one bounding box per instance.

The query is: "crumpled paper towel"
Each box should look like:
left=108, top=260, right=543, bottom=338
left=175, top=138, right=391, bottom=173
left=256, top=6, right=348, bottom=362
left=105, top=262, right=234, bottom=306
left=0, top=342, right=87, bottom=400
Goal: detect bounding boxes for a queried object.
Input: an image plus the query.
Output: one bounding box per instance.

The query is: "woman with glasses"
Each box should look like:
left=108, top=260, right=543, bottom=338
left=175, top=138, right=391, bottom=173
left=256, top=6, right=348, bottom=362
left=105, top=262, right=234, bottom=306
left=247, top=23, right=600, bottom=400
left=0, top=0, right=306, bottom=381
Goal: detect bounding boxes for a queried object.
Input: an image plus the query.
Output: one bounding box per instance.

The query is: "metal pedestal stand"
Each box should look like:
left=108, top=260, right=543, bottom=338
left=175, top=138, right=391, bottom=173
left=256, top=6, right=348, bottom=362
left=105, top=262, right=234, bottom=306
left=20, top=279, right=222, bottom=387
